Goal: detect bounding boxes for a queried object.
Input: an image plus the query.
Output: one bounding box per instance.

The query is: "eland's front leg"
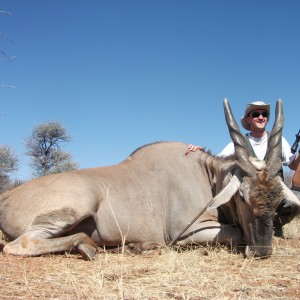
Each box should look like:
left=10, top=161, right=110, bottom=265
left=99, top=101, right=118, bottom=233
left=176, top=220, right=243, bottom=246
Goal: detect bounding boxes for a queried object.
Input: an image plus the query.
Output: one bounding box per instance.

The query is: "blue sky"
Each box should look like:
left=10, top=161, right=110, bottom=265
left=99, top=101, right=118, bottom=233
left=1, top=0, right=300, bottom=181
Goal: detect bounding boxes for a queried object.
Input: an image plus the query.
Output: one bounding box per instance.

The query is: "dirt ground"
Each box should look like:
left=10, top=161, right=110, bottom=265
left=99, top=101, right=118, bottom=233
left=0, top=219, right=300, bottom=300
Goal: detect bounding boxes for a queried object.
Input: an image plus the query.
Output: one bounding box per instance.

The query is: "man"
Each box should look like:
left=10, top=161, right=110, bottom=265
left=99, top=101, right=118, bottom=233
left=187, top=101, right=300, bottom=170
left=187, top=100, right=300, bottom=236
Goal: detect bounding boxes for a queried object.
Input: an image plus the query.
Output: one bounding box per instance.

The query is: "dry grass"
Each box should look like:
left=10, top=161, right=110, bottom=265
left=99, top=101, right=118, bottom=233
left=0, top=218, right=300, bottom=300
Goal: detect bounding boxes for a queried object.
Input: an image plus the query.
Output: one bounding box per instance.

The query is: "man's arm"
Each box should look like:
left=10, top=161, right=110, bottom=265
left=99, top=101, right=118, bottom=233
left=185, top=144, right=204, bottom=156
left=289, top=152, right=300, bottom=171
left=282, top=136, right=300, bottom=171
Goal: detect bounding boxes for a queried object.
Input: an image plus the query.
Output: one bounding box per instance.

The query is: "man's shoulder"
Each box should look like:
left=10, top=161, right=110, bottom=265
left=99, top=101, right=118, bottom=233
left=281, top=136, right=291, bottom=148
left=217, top=141, right=234, bottom=157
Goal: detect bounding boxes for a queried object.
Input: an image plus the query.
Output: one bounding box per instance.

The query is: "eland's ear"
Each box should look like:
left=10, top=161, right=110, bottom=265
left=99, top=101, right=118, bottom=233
left=207, top=175, right=241, bottom=211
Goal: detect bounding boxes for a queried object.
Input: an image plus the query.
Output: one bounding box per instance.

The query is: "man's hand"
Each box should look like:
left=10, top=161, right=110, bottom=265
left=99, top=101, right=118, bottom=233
left=185, top=144, right=204, bottom=156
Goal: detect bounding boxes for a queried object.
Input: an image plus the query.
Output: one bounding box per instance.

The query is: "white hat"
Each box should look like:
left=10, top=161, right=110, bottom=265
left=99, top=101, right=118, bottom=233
left=241, top=101, right=270, bottom=130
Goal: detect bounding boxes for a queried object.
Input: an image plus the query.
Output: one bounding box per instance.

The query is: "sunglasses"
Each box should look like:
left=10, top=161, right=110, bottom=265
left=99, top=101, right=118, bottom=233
left=250, top=111, right=269, bottom=118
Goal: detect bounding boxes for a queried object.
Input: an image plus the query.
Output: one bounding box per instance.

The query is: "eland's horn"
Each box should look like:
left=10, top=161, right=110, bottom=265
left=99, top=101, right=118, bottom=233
left=223, top=98, right=256, bottom=177
left=265, top=99, right=284, bottom=179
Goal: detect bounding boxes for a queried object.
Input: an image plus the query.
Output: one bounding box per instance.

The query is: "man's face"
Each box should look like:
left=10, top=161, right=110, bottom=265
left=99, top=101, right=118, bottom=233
left=246, top=109, right=269, bottom=132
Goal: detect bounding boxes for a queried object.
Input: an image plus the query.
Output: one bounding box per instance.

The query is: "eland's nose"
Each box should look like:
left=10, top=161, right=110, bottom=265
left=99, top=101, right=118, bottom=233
left=245, top=245, right=272, bottom=259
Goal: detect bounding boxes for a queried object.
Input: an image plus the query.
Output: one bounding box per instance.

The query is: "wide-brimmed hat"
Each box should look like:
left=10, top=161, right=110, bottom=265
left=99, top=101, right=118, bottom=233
left=241, top=101, right=270, bottom=130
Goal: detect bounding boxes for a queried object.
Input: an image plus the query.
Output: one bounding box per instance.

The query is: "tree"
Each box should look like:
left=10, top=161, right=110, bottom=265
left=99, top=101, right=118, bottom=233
left=0, top=145, right=19, bottom=193
left=25, top=121, right=79, bottom=177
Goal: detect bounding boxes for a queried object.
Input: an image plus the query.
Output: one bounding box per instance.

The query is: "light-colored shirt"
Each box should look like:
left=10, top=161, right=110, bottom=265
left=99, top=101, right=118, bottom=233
left=218, top=133, right=296, bottom=166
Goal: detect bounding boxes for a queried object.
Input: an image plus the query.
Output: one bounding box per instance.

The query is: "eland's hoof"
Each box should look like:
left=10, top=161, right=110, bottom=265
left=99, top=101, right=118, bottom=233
left=78, top=244, right=97, bottom=261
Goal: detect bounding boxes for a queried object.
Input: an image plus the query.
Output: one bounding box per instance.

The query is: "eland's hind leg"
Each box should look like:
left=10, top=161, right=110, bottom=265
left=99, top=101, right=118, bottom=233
left=3, top=207, right=97, bottom=260
left=3, top=232, right=97, bottom=260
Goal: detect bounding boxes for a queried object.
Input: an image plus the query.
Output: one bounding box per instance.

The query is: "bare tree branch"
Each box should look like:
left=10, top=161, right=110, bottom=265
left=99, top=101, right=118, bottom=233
left=0, top=84, right=16, bottom=88
left=1, top=9, right=15, bottom=62
left=0, top=32, right=14, bottom=44
left=0, top=10, right=12, bottom=16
